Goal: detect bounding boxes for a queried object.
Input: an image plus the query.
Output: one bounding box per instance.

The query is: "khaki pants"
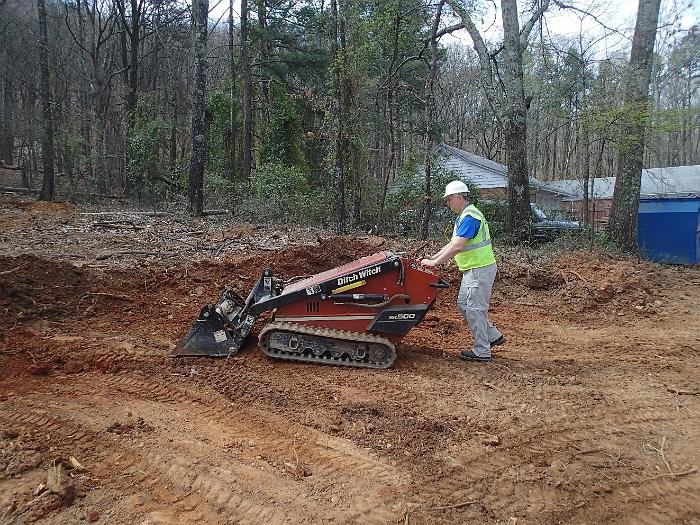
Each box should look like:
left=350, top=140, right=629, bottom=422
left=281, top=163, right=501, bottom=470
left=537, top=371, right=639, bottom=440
left=457, top=262, right=501, bottom=358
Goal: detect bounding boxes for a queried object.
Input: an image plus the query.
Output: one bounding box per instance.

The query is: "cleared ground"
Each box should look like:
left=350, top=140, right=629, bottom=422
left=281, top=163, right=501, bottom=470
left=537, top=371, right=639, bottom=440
left=0, top=197, right=698, bottom=524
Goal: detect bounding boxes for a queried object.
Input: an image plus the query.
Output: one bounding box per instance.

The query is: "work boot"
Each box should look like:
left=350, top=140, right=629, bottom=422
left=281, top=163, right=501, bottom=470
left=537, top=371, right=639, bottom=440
left=459, top=350, right=491, bottom=363
left=490, top=335, right=506, bottom=348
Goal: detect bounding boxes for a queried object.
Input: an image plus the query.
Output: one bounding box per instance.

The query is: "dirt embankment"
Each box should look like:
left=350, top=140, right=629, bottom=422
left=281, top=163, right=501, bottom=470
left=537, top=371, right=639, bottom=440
left=1, top=197, right=698, bottom=524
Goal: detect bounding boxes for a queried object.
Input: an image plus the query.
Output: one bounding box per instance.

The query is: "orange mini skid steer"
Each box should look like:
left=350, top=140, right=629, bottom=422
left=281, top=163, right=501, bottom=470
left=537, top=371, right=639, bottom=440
left=173, top=251, right=448, bottom=368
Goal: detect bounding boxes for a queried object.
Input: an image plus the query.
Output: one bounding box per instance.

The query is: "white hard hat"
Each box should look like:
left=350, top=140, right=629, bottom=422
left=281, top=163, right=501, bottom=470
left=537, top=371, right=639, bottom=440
left=442, top=180, right=470, bottom=198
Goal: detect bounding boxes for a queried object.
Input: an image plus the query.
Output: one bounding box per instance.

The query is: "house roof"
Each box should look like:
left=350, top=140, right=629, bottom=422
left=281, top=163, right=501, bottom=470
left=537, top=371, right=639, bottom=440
left=543, top=165, right=700, bottom=200
left=434, top=143, right=575, bottom=197
left=435, top=143, right=508, bottom=189
left=423, top=145, right=699, bottom=200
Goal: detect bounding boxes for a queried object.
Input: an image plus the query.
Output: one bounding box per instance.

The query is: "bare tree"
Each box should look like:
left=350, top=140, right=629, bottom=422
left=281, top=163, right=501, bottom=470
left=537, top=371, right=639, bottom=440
left=228, top=0, right=237, bottom=185
left=37, top=0, right=55, bottom=201
left=447, top=0, right=550, bottom=240
left=256, top=0, right=271, bottom=124
left=499, top=0, right=541, bottom=238
left=376, top=0, right=404, bottom=234
left=115, top=0, right=145, bottom=123
left=420, top=0, right=445, bottom=240
left=608, top=0, right=662, bottom=251
left=64, top=0, right=118, bottom=193
left=241, top=0, right=253, bottom=187
left=1, top=74, right=14, bottom=165
left=330, top=0, right=347, bottom=233
left=188, top=0, right=209, bottom=216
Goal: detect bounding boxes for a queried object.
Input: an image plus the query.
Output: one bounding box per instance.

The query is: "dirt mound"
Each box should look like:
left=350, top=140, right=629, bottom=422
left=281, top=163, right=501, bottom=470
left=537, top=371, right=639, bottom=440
left=0, top=197, right=78, bottom=233
left=0, top=255, right=87, bottom=328
left=550, top=252, right=663, bottom=313
left=0, top=237, right=391, bottom=348
left=497, top=250, right=666, bottom=318
left=0, top=196, right=31, bottom=209
left=0, top=257, right=176, bottom=340
left=0, top=242, right=679, bottom=341
left=0, top=197, right=75, bottom=215
left=24, top=200, right=76, bottom=215
left=239, top=235, right=386, bottom=277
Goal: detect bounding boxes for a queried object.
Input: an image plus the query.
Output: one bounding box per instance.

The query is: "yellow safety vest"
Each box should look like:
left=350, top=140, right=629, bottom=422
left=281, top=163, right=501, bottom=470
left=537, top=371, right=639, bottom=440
left=453, top=204, right=496, bottom=271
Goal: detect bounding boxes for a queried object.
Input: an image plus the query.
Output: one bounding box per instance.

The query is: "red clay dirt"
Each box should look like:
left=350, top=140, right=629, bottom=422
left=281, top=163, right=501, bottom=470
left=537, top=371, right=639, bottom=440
left=0, top=196, right=698, bottom=524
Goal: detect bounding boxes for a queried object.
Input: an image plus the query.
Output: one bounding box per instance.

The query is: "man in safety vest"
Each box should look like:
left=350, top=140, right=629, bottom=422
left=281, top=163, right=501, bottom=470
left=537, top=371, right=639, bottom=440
left=420, top=180, right=504, bottom=362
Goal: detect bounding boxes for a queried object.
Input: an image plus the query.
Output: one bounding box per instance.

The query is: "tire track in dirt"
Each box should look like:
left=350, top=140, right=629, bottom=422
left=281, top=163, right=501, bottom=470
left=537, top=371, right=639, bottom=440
left=87, top=371, right=407, bottom=523
left=97, top=370, right=405, bottom=480
left=0, top=407, right=192, bottom=503
left=12, top=343, right=693, bottom=520
left=414, top=404, right=693, bottom=514
left=132, top=449, right=290, bottom=525
left=92, top=344, right=169, bottom=360
left=567, top=479, right=700, bottom=524
left=0, top=404, right=294, bottom=524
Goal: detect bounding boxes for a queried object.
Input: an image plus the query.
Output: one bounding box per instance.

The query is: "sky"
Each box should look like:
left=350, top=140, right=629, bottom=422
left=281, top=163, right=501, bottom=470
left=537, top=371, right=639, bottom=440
left=208, top=0, right=699, bottom=58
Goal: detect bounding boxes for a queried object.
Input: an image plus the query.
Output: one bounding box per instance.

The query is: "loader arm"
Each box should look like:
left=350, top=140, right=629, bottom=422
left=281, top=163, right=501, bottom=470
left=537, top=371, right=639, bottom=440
left=248, top=255, right=406, bottom=316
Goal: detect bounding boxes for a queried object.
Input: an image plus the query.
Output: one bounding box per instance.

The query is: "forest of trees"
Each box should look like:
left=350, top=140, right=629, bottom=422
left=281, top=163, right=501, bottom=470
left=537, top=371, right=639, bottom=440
left=0, top=0, right=697, bottom=246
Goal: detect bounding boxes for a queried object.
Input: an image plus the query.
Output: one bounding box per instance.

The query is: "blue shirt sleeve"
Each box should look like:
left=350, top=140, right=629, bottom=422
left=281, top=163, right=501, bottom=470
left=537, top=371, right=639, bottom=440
left=455, top=215, right=481, bottom=240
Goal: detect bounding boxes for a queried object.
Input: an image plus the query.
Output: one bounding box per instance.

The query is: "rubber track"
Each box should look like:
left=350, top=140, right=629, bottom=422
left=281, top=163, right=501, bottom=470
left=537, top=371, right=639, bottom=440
left=258, top=322, right=397, bottom=369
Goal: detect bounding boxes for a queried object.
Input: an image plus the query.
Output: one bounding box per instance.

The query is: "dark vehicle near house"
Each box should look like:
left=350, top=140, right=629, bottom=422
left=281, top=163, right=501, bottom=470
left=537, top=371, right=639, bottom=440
left=475, top=200, right=584, bottom=242
left=530, top=203, right=584, bottom=241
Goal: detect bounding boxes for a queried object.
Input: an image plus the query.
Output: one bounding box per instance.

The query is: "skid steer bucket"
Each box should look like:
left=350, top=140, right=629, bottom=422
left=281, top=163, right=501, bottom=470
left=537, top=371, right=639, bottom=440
left=172, top=305, right=241, bottom=357
left=172, top=289, right=256, bottom=357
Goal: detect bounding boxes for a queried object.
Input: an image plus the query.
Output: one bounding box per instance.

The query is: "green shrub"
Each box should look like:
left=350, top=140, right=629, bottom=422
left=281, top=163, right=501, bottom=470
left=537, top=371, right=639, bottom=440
left=205, top=89, right=236, bottom=180
left=382, top=159, right=472, bottom=237
left=260, top=85, right=307, bottom=171
left=478, top=199, right=508, bottom=239
left=249, top=162, right=325, bottom=223
left=127, top=94, right=171, bottom=203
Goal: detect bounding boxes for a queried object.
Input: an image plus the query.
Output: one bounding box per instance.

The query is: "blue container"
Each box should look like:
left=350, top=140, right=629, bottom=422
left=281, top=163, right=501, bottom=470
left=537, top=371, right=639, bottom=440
left=638, top=197, right=700, bottom=265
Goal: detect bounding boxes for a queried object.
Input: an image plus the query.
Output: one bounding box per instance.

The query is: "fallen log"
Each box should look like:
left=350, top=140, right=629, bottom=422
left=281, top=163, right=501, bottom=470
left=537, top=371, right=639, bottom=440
left=0, top=187, right=124, bottom=200
left=95, top=250, right=166, bottom=261
left=81, top=211, right=169, bottom=217
left=0, top=186, right=39, bottom=194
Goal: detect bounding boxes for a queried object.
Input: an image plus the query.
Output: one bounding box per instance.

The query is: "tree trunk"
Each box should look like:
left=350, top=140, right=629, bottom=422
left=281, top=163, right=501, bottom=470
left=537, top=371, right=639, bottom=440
left=351, top=141, right=362, bottom=228
left=83, top=22, right=96, bottom=190
left=340, top=5, right=353, bottom=227
left=607, top=0, right=661, bottom=252
left=241, top=0, right=253, bottom=187
left=420, top=0, right=444, bottom=240
left=1, top=76, right=14, bottom=164
left=256, top=0, right=271, bottom=125
left=117, top=0, right=140, bottom=123
left=330, top=0, right=347, bottom=233
left=581, top=120, right=593, bottom=248
left=500, top=0, right=531, bottom=240
left=116, top=0, right=143, bottom=196
left=551, top=130, right=557, bottom=179
left=37, top=0, right=55, bottom=201
left=188, top=0, right=209, bottom=216
left=447, top=0, right=548, bottom=242
left=375, top=1, right=401, bottom=234
left=127, top=0, right=140, bottom=123
left=370, top=92, right=382, bottom=211
left=228, top=0, right=238, bottom=185
left=169, top=94, right=178, bottom=168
